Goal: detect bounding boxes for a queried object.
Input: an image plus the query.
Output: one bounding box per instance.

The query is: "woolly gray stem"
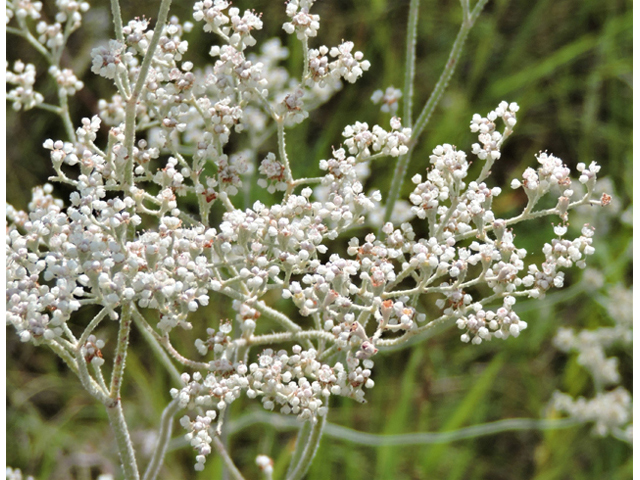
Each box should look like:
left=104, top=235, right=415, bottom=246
left=109, top=302, right=133, bottom=399
left=382, top=0, right=489, bottom=227
left=131, top=307, right=183, bottom=386
left=142, top=398, right=181, bottom=480
left=229, top=411, right=582, bottom=446
left=286, top=414, right=327, bottom=480
left=106, top=400, right=141, bottom=480
left=285, top=421, right=312, bottom=478
left=109, top=0, right=126, bottom=44
left=403, top=0, right=420, bottom=127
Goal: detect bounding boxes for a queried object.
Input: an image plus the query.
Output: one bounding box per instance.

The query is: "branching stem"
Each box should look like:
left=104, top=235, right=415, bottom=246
left=383, top=0, right=489, bottom=227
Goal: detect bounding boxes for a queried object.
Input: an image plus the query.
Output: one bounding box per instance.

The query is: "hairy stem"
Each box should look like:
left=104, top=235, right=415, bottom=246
left=131, top=307, right=183, bottom=386
left=229, top=411, right=583, bottom=446
left=383, top=0, right=489, bottom=226
left=286, top=414, right=327, bottom=480
left=109, top=0, right=126, bottom=44
left=277, top=120, right=295, bottom=197
left=212, top=436, right=246, bottom=480
left=285, top=421, right=312, bottom=478
left=403, top=0, right=420, bottom=127
left=110, top=303, right=133, bottom=399
left=233, top=330, right=336, bottom=349
left=9, top=21, right=52, bottom=62
left=123, top=0, right=174, bottom=188
left=106, top=400, right=141, bottom=480
left=58, top=94, right=77, bottom=142
left=104, top=302, right=139, bottom=480
left=143, top=398, right=182, bottom=480
left=77, top=308, right=109, bottom=349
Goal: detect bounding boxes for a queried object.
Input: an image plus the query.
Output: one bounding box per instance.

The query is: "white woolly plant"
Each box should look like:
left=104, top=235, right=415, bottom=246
left=6, top=0, right=612, bottom=478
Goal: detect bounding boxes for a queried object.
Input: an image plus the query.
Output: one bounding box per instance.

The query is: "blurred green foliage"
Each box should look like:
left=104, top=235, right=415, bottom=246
left=6, top=0, right=632, bottom=478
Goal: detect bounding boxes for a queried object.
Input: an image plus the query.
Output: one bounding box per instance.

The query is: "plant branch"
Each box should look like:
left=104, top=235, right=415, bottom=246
left=383, top=0, right=489, bottom=226
left=106, top=400, right=141, bottom=480
left=403, top=0, right=420, bottom=127
left=131, top=307, right=184, bottom=386
left=212, top=436, right=246, bottom=480
left=110, top=0, right=126, bottom=44
left=286, top=414, right=327, bottom=480
left=109, top=303, right=133, bottom=399
left=228, top=410, right=583, bottom=445
left=143, top=398, right=182, bottom=480
left=285, top=421, right=311, bottom=479
left=123, top=0, right=174, bottom=188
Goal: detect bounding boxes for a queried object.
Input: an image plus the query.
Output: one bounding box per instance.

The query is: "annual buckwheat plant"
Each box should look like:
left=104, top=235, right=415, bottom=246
left=6, top=0, right=618, bottom=478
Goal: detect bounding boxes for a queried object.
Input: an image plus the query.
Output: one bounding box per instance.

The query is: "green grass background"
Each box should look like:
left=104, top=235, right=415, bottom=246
left=6, top=0, right=632, bottom=478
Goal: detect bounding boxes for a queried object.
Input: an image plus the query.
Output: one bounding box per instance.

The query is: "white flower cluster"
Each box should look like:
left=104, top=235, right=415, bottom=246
left=522, top=224, right=595, bottom=298
left=283, top=0, right=320, bottom=40
left=91, top=40, right=128, bottom=79
left=409, top=144, right=483, bottom=223
left=179, top=408, right=218, bottom=471
left=457, top=296, right=528, bottom=345
left=172, top=345, right=373, bottom=470
left=470, top=101, right=518, bottom=161
left=24, top=0, right=89, bottom=52
left=53, top=0, right=89, bottom=28
left=49, top=65, right=84, bottom=96
left=343, top=117, right=411, bottom=159
left=6, top=0, right=612, bottom=474
left=5, top=468, right=34, bottom=480
left=258, top=152, right=287, bottom=193
left=552, top=388, right=632, bottom=440
left=6, top=61, right=44, bottom=111
left=6, top=0, right=42, bottom=23
left=194, top=0, right=263, bottom=50
left=551, top=284, right=632, bottom=441
left=371, top=86, right=403, bottom=114
left=307, top=42, right=371, bottom=85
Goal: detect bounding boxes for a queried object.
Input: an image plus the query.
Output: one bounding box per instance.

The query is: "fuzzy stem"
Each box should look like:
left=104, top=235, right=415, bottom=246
left=104, top=301, right=139, bottom=480
left=454, top=194, right=603, bottom=242
left=106, top=400, right=141, bottom=480
left=123, top=0, right=173, bottom=188
left=376, top=315, right=457, bottom=351
left=142, top=398, right=182, bottom=480
left=58, top=94, right=77, bottom=142
left=277, top=120, right=295, bottom=197
left=383, top=0, right=489, bottom=226
left=109, top=303, right=133, bottom=399
left=77, top=308, right=109, bottom=349
left=109, top=0, right=126, bottom=44
left=285, top=421, right=312, bottom=478
left=220, top=287, right=304, bottom=334
left=131, top=307, right=183, bottom=386
left=93, top=362, right=110, bottom=392
left=212, top=436, right=246, bottom=480
left=403, top=0, right=420, bottom=127
left=9, top=21, right=52, bottom=62
left=131, top=308, right=210, bottom=370
left=286, top=414, right=327, bottom=480
left=233, top=330, right=336, bottom=349
left=301, top=36, right=310, bottom=79
left=159, top=334, right=210, bottom=370
left=229, top=411, right=583, bottom=445
left=411, top=0, right=489, bottom=142
left=75, top=350, right=112, bottom=405
left=47, top=340, right=79, bottom=375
